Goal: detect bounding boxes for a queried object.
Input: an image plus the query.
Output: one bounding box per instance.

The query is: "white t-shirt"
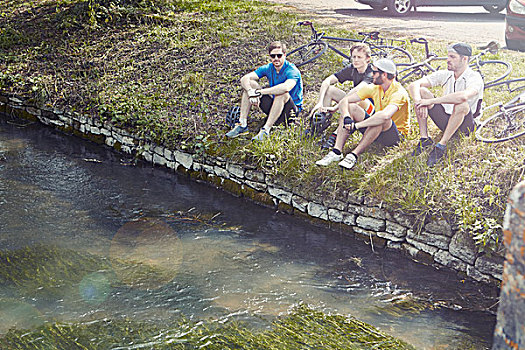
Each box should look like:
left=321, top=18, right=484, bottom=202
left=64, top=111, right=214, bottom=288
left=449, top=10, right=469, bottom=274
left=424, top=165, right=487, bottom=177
left=426, top=68, right=484, bottom=116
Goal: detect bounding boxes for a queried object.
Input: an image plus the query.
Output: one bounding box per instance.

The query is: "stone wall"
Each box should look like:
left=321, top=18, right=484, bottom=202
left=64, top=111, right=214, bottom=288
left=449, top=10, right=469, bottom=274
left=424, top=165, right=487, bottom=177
left=0, top=93, right=505, bottom=285
left=493, top=181, right=525, bottom=349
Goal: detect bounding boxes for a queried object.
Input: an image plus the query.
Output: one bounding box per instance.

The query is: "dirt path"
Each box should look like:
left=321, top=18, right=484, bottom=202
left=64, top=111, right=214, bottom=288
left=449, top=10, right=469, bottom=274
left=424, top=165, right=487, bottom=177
left=266, top=0, right=507, bottom=47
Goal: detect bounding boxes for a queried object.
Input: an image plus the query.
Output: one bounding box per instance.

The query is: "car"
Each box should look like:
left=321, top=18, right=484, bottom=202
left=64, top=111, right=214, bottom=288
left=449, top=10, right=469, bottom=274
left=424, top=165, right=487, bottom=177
left=505, top=0, right=525, bottom=51
left=356, top=0, right=509, bottom=16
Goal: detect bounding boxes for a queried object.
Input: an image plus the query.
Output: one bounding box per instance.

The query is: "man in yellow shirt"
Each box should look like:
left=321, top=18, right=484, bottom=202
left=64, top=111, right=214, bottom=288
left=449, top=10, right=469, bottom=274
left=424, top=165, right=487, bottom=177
left=316, top=58, right=410, bottom=170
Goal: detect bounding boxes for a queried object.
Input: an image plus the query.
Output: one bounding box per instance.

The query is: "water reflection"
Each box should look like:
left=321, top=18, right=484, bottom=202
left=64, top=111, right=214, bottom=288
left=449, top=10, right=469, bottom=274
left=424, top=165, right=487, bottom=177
left=0, top=118, right=498, bottom=349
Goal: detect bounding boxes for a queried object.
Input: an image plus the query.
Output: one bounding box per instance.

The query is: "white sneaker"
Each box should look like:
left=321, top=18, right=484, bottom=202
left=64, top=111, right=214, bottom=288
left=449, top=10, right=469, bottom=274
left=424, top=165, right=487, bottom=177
left=338, top=152, right=358, bottom=170
left=315, top=151, right=343, bottom=166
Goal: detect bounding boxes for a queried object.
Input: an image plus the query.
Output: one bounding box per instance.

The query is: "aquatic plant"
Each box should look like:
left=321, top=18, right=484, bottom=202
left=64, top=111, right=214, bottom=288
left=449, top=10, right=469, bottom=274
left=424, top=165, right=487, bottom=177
left=0, top=305, right=415, bottom=349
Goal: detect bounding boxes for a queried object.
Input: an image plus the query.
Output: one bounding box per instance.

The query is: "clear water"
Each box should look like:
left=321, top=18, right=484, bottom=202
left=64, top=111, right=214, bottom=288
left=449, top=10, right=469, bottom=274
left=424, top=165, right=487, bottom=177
left=0, top=117, right=499, bottom=349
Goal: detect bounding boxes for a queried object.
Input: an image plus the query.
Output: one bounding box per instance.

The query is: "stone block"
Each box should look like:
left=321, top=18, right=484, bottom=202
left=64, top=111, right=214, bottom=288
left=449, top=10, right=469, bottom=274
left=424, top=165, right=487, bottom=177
left=291, top=195, right=309, bottom=213
left=245, top=180, right=266, bottom=192
left=328, top=208, right=344, bottom=223
left=174, top=150, right=193, bottom=169
left=405, top=237, right=439, bottom=256
left=434, top=250, right=467, bottom=272
left=268, top=186, right=293, bottom=205
left=26, top=106, right=41, bottom=116
left=214, top=165, right=229, bottom=179
left=407, top=230, right=451, bottom=250
left=475, top=255, right=504, bottom=281
left=393, top=212, right=416, bottom=228
left=425, top=218, right=454, bottom=237
left=466, top=265, right=491, bottom=283
left=449, top=231, right=478, bottom=265
left=142, top=151, right=153, bottom=163
left=164, top=148, right=173, bottom=161
left=153, top=144, right=164, bottom=155
left=245, top=169, right=265, bottom=182
left=385, top=221, right=407, bottom=238
left=226, top=163, right=245, bottom=179
left=377, top=231, right=406, bottom=242
left=307, top=202, right=328, bottom=220
left=342, top=213, right=356, bottom=226
left=323, top=198, right=346, bottom=211
left=356, top=216, right=385, bottom=232
left=153, top=153, right=167, bottom=167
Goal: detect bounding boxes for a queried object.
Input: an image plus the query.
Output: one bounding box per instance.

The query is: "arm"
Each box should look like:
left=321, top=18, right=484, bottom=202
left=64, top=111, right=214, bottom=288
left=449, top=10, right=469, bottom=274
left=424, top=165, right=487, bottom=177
left=317, top=75, right=339, bottom=104
left=407, top=77, right=432, bottom=104
left=417, top=88, right=478, bottom=107
left=354, top=104, right=399, bottom=129
left=258, top=78, right=297, bottom=96
left=338, top=91, right=364, bottom=116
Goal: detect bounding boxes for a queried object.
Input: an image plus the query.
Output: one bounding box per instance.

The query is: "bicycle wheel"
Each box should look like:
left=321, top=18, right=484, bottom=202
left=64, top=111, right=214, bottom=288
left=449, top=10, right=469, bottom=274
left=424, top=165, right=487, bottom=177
left=475, top=103, right=525, bottom=143
left=471, top=60, right=512, bottom=86
left=371, top=45, right=414, bottom=65
left=287, top=41, right=328, bottom=67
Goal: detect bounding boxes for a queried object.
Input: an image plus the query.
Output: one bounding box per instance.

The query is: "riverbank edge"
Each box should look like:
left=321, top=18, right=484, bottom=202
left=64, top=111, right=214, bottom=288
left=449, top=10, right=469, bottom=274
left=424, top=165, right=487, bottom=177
left=0, top=92, right=504, bottom=286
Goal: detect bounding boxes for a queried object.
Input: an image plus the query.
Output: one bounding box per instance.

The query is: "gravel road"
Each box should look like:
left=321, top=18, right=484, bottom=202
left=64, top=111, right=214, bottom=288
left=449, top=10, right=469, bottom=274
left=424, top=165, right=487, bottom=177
left=265, top=0, right=507, bottom=47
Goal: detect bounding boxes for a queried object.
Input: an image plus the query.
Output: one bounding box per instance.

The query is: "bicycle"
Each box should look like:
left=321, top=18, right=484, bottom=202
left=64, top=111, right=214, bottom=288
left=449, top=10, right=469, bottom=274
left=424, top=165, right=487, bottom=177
left=287, top=21, right=414, bottom=68
left=396, top=38, right=512, bottom=86
left=475, top=77, right=525, bottom=143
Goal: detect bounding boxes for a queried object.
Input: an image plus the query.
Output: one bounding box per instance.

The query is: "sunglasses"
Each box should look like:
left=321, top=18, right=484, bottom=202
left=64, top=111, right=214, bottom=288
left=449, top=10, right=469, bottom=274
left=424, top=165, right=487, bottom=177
left=270, top=53, right=283, bottom=59
left=372, top=69, right=383, bottom=74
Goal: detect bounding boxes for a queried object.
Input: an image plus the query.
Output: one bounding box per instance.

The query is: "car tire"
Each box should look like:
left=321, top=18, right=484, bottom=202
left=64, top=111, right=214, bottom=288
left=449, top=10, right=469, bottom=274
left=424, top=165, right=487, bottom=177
left=483, top=4, right=506, bottom=13
left=386, top=0, right=412, bottom=16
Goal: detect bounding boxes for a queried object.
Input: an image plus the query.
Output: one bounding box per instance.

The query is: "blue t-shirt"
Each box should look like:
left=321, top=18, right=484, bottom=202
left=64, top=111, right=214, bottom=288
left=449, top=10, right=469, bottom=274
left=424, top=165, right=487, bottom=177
left=254, top=60, right=303, bottom=109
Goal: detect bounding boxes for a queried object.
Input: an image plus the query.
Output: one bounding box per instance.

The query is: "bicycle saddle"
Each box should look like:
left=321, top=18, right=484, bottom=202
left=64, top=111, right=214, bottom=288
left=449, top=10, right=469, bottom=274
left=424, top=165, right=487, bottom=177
left=478, top=41, right=499, bottom=54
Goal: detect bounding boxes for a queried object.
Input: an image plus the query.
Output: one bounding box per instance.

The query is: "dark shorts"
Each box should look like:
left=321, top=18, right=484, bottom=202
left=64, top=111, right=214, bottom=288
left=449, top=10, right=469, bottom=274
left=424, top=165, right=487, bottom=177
left=428, top=103, right=475, bottom=136
left=260, top=95, right=299, bottom=126
left=358, top=112, right=401, bottom=147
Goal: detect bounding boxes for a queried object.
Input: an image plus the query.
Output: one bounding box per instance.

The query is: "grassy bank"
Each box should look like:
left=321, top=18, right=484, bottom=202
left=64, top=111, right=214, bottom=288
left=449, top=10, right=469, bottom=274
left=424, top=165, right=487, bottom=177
left=1, top=0, right=524, bottom=252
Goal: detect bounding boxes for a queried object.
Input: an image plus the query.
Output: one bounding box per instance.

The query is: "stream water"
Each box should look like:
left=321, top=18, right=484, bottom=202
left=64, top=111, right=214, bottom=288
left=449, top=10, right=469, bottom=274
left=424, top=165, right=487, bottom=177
left=0, top=116, right=499, bottom=349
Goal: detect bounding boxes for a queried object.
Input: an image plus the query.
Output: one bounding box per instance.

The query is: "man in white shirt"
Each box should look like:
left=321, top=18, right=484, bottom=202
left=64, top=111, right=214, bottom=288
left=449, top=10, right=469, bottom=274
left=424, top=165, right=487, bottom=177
left=408, top=42, right=484, bottom=167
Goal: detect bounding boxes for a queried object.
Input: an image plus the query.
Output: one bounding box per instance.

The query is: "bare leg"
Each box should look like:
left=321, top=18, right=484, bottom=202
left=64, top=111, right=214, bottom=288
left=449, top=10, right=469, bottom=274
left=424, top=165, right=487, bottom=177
left=323, top=86, right=346, bottom=106
left=416, top=87, right=435, bottom=139
left=239, top=80, right=262, bottom=124
left=352, top=119, right=392, bottom=156
left=334, top=103, right=366, bottom=152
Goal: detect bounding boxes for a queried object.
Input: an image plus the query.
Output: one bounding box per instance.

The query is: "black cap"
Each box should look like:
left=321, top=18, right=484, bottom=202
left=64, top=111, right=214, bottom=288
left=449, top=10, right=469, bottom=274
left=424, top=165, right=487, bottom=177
left=448, top=42, right=472, bottom=57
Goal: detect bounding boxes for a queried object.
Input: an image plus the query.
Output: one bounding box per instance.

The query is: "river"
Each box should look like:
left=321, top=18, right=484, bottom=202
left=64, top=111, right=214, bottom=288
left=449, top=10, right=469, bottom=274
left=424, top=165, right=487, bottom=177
left=0, top=116, right=499, bottom=349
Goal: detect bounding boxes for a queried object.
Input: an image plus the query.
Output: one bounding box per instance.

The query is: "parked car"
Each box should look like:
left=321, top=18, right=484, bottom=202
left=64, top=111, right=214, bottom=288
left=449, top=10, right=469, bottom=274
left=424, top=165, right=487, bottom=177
left=357, top=0, right=509, bottom=16
left=505, top=0, right=525, bottom=50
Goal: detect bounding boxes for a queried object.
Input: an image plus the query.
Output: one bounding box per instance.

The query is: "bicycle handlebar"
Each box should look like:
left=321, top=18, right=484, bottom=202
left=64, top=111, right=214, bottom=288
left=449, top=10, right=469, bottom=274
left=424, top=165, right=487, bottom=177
left=410, top=37, right=428, bottom=44
left=297, top=21, right=313, bottom=26
left=357, top=31, right=380, bottom=40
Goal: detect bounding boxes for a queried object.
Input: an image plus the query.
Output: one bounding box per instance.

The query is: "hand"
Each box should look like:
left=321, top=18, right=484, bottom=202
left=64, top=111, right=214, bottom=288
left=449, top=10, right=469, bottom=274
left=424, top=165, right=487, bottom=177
left=415, top=104, right=428, bottom=120
left=249, top=96, right=260, bottom=107
left=248, top=88, right=262, bottom=98
left=343, top=116, right=356, bottom=132
left=415, top=98, right=433, bottom=108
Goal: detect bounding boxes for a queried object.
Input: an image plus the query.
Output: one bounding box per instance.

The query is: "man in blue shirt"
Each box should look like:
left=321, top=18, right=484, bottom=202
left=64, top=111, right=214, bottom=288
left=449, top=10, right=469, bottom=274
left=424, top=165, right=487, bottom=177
left=225, top=41, right=303, bottom=141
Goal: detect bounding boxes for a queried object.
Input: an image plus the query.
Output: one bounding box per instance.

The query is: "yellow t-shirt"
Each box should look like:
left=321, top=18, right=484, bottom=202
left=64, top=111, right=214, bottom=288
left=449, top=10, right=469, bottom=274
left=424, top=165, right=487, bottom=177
left=356, top=81, right=410, bottom=135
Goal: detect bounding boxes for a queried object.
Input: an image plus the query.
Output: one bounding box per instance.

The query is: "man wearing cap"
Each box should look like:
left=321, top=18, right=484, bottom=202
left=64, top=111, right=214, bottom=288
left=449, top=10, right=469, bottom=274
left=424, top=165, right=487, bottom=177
left=408, top=42, right=483, bottom=166
left=225, top=41, right=303, bottom=141
left=316, top=58, right=410, bottom=170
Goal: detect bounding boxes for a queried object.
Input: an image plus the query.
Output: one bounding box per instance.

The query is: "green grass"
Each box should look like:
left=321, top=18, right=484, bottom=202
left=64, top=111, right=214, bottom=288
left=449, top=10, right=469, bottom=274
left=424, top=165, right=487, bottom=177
left=1, top=0, right=524, bottom=253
